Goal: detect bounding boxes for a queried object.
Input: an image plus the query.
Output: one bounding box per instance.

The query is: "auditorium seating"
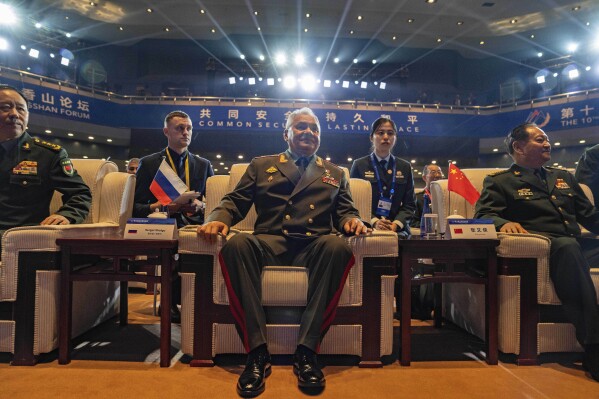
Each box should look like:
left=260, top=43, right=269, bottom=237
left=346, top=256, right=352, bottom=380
left=429, top=168, right=599, bottom=365
left=0, top=159, right=135, bottom=365
left=177, top=163, right=398, bottom=366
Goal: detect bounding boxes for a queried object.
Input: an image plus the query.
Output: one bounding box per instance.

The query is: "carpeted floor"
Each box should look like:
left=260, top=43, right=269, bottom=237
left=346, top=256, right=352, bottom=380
left=2, top=291, right=599, bottom=399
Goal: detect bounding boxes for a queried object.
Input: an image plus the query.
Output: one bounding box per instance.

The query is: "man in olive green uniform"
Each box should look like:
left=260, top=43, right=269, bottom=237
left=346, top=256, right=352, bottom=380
left=475, top=122, right=599, bottom=382
left=198, top=107, right=370, bottom=397
left=0, top=85, right=91, bottom=243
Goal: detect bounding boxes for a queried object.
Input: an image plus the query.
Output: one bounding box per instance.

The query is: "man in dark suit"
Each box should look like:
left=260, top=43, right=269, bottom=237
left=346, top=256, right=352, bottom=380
left=349, top=117, right=416, bottom=237
left=0, top=84, right=91, bottom=241
left=575, top=143, right=599, bottom=205
left=475, top=122, right=599, bottom=382
left=411, top=164, right=444, bottom=228
left=134, top=110, right=214, bottom=322
left=198, top=107, right=370, bottom=397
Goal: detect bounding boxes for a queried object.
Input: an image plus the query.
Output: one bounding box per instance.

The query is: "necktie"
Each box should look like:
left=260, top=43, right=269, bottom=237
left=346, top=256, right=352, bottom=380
left=534, top=169, right=547, bottom=188
left=379, top=159, right=387, bottom=170
left=296, top=157, right=308, bottom=175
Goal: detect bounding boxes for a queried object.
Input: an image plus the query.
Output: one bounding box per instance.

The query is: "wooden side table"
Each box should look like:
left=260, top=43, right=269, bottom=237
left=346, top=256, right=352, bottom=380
left=56, top=237, right=178, bottom=367
left=398, top=238, right=499, bottom=366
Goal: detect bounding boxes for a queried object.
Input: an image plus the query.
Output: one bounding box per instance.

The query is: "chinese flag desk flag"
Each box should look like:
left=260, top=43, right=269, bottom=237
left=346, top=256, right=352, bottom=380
left=447, top=163, right=480, bottom=205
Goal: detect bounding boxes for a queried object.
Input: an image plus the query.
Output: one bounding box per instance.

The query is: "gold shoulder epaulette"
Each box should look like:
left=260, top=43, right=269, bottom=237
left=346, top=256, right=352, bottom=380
left=33, top=138, right=62, bottom=152
left=488, top=169, right=509, bottom=177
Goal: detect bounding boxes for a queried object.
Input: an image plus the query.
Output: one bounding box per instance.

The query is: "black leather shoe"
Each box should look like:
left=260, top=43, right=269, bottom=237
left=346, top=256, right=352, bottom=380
left=293, top=346, right=325, bottom=389
left=157, top=304, right=181, bottom=324
left=237, top=347, right=271, bottom=397
left=584, top=344, right=599, bottom=382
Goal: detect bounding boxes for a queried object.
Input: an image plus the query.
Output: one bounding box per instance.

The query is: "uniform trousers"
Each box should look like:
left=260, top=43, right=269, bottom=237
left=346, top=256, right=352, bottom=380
left=219, top=233, right=354, bottom=353
left=549, top=236, right=599, bottom=346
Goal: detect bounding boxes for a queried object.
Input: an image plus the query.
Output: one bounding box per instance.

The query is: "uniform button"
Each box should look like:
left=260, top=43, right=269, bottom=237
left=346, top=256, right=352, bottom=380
left=551, top=195, right=557, bottom=200
left=288, top=200, right=293, bottom=205
left=564, top=220, right=569, bottom=224
left=383, top=186, right=387, bottom=191
left=309, top=204, right=315, bottom=210
left=22, top=181, right=27, bottom=185
left=285, top=214, right=291, bottom=220
left=283, top=229, right=288, bottom=234
left=308, top=218, right=313, bottom=224
left=558, top=207, right=563, bottom=213
left=306, top=232, right=312, bottom=236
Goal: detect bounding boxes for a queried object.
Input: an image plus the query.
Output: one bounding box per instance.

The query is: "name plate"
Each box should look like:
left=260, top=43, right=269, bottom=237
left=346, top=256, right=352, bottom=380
left=445, top=218, right=497, bottom=239
left=124, top=218, right=178, bottom=239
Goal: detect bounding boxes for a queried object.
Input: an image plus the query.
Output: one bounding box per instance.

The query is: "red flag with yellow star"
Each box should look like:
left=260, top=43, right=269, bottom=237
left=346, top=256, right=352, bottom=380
left=448, top=164, right=480, bottom=205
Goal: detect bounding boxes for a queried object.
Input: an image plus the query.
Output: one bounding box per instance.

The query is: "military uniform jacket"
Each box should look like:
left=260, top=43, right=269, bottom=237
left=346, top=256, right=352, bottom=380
left=0, top=132, right=91, bottom=230
left=350, top=154, right=416, bottom=230
left=207, top=152, right=362, bottom=252
left=575, top=143, right=599, bottom=205
left=133, top=148, right=214, bottom=226
left=475, top=163, right=599, bottom=238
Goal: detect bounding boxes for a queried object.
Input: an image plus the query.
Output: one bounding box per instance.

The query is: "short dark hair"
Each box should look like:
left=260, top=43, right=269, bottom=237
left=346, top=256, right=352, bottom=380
left=0, top=84, right=29, bottom=106
left=164, top=110, right=191, bottom=127
left=505, top=123, right=537, bottom=155
left=370, top=117, right=397, bottom=138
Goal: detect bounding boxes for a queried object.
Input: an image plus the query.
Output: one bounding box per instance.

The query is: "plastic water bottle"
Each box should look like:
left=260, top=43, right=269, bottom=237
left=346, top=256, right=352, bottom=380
left=420, top=193, right=431, bottom=237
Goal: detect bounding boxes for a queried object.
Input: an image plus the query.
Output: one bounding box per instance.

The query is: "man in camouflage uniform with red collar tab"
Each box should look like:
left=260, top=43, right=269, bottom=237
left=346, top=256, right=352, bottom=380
left=0, top=85, right=91, bottom=240
left=198, top=107, right=370, bottom=397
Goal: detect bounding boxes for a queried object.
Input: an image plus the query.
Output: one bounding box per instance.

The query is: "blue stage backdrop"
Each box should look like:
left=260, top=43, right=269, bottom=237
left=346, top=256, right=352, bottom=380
left=2, top=77, right=598, bottom=137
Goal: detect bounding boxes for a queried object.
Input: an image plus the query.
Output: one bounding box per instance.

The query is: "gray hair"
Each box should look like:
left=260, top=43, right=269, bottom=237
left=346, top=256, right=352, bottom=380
left=285, top=107, right=320, bottom=131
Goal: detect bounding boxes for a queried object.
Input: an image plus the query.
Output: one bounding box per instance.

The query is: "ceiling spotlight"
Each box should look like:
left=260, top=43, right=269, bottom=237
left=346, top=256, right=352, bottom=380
left=510, top=19, right=517, bottom=24
left=566, top=42, right=578, bottom=53
left=457, top=21, right=464, bottom=25
left=572, top=5, right=581, bottom=11
left=67, top=132, right=74, bottom=137
left=267, top=78, right=274, bottom=86
left=335, top=80, right=339, bottom=84
left=228, top=77, right=236, bottom=84
left=568, top=68, right=580, bottom=79
left=45, top=129, right=52, bottom=134
left=380, top=82, right=387, bottom=89
left=238, top=76, right=244, bottom=81
left=436, top=38, right=442, bottom=43
left=323, top=80, right=331, bottom=88
left=119, top=26, right=124, bottom=31
left=106, top=138, right=112, bottom=142
left=536, top=75, right=545, bottom=84
left=372, top=59, right=377, bottom=64
left=258, top=77, right=263, bottom=81
left=240, top=54, right=245, bottom=59
left=275, top=53, right=287, bottom=65
left=20, top=44, right=26, bottom=50
left=530, top=34, right=535, bottom=39
left=283, top=76, right=297, bottom=89
left=354, top=80, right=359, bottom=85
left=0, top=3, right=17, bottom=25
left=237, top=155, right=244, bottom=159
left=350, top=30, right=354, bottom=35
left=357, top=15, right=362, bottom=21
left=334, top=57, right=339, bottom=63
left=554, top=142, right=561, bottom=146
left=65, top=33, right=72, bottom=38
left=164, top=27, right=170, bottom=32
left=61, top=57, right=70, bottom=66
left=0, top=38, right=8, bottom=51
left=360, top=82, right=367, bottom=89
left=88, top=136, right=94, bottom=140
left=304, top=28, right=308, bottom=33
left=200, top=9, right=205, bottom=14
left=425, top=0, right=437, bottom=3
left=552, top=72, right=558, bottom=77
left=294, top=54, right=305, bottom=66
left=35, top=22, right=42, bottom=29
left=585, top=66, right=591, bottom=71
left=537, top=52, right=543, bottom=57
left=392, top=36, right=397, bottom=40
left=50, top=53, right=55, bottom=58
left=248, top=77, right=256, bottom=85
left=353, top=58, right=358, bottom=63
left=211, top=28, right=216, bottom=33
left=259, top=54, right=265, bottom=61
left=254, top=11, right=258, bottom=15
left=28, top=48, right=39, bottom=58
left=301, top=74, right=316, bottom=91
left=342, top=81, right=350, bottom=88
left=407, top=18, right=415, bottom=23
left=347, top=157, right=353, bottom=162
left=146, top=8, right=153, bottom=13
left=306, top=13, right=310, bottom=18
left=580, top=139, right=586, bottom=144
left=316, top=56, right=322, bottom=63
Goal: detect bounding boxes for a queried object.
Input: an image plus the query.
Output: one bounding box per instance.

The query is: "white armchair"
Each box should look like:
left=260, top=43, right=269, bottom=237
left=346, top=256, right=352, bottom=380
left=178, top=163, right=398, bottom=367
left=430, top=168, right=599, bottom=365
left=0, top=159, right=135, bottom=365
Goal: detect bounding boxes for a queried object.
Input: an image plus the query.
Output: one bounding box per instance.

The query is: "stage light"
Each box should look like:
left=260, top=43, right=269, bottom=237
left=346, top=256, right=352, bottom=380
left=28, top=48, right=39, bottom=58
left=294, top=54, right=305, bottom=66
left=536, top=75, right=545, bottom=84
left=0, top=3, right=17, bottom=25
left=229, top=77, right=236, bottom=84
left=238, top=76, right=244, bottom=81
left=354, top=80, right=358, bottom=85
left=301, top=74, right=316, bottom=91
left=259, top=54, right=265, bottom=61
left=568, top=68, right=579, bottom=79
left=258, top=77, right=263, bottom=81
left=360, top=81, right=367, bottom=89
left=342, top=81, right=349, bottom=88
left=267, top=78, right=275, bottom=86
left=323, top=80, right=331, bottom=88
left=248, top=77, right=256, bottom=85
left=353, top=58, right=358, bottom=64
left=585, top=66, right=591, bottom=71
left=50, top=53, right=55, bottom=58
left=553, top=72, right=558, bottom=77
left=240, top=54, right=245, bottom=60
left=566, top=42, right=578, bottom=53
left=0, top=37, right=8, bottom=51
left=35, top=22, right=42, bottom=29
left=316, top=56, right=322, bottom=63
left=283, top=76, right=296, bottom=89
left=372, top=59, right=377, bottom=64
left=65, top=32, right=72, bottom=38
left=334, top=57, right=339, bottom=63
left=335, top=80, right=339, bottom=84
left=537, top=52, right=543, bottom=57
left=275, top=53, right=287, bottom=65
left=277, top=77, right=282, bottom=82
left=380, top=82, right=387, bottom=89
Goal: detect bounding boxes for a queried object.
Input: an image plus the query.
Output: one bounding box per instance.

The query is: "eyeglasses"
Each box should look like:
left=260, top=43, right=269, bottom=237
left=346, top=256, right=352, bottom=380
left=374, top=130, right=396, bottom=137
left=293, top=122, right=319, bottom=132
left=128, top=167, right=137, bottom=171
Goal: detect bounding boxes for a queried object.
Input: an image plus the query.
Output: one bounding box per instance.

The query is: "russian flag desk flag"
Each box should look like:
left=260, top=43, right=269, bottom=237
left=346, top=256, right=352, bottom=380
left=150, top=159, right=188, bottom=205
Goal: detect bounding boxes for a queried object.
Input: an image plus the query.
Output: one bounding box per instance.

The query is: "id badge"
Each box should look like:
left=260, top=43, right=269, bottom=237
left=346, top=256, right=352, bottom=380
left=376, top=197, right=392, bottom=217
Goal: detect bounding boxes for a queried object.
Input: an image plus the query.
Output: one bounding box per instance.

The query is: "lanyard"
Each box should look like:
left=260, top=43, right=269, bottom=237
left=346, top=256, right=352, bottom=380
left=370, top=153, right=396, bottom=200
left=165, top=147, right=190, bottom=189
